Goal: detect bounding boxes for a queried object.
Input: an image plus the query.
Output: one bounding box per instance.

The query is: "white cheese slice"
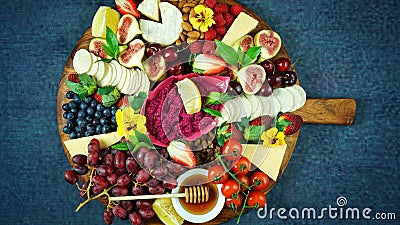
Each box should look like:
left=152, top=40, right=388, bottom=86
left=273, top=88, right=294, bottom=113
left=292, top=85, right=307, bottom=110
left=98, top=63, right=112, bottom=87
left=137, top=0, right=160, bottom=21
left=95, top=59, right=106, bottom=81
left=222, top=12, right=259, bottom=46
left=286, top=86, right=303, bottom=112
left=87, top=54, right=99, bottom=76
left=116, top=66, right=128, bottom=91
left=64, top=132, right=121, bottom=157
left=73, top=49, right=92, bottom=74
left=120, top=68, right=133, bottom=94
left=242, top=144, right=287, bottom=181
left=110, top=60, right=123, bottom=87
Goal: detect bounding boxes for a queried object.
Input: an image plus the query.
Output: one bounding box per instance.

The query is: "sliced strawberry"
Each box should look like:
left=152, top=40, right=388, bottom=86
left=67, top=73, right=80, bottom=83
left=193, top=54, right=226, bottom=75
left=277, top=113, right=303, bottom=135
left=115, top=0, right=140, bottom=18
left=117, top=95, right=129, bottom=108
left=250, top=115, right=274, bottom=128
left=167, top=141, right=196, bottom=168
left=93, top=93, right=103, bottom=103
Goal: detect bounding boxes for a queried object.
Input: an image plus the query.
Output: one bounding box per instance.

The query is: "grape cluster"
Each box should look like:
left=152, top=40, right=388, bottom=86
left=62, top=91, right=117, bottom=139
left=63, top=139, right=187, bottom=225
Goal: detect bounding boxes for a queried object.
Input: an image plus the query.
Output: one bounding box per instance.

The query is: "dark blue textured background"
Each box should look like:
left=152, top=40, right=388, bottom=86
left=0, top=0, right=399, bottom=224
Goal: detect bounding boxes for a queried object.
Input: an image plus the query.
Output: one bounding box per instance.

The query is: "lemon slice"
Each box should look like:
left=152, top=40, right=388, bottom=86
left=92, top=6, right=120, bottom=38
left=176, top=78, right=202, bottom=114
left=153, top=197, right=184, bottom=225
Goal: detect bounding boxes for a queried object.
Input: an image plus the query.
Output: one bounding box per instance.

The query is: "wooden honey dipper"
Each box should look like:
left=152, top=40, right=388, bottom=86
left=109, top=185, right=210, bottom=203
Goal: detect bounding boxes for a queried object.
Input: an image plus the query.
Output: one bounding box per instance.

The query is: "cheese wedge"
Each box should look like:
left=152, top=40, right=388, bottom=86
left=64, top=132, right=121, bottom=157
left=137, top=0, right=160, bottom=21
left=222, top=12, right=259, bottom=46
left=242, top=144, right=287, bottom=181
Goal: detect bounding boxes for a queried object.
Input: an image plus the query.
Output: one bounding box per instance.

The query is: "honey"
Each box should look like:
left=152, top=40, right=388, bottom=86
left=178, top=174, right=219, bottom=215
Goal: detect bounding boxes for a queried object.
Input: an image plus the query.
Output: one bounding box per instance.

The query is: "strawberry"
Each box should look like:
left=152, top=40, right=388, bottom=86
left=117, top=95, right=129, bottom=108
left=205, top=0, right=217, bottom=9
left=115, top=0, right=140, bottom=18
left=230, top=4, right=243, bottom=17
left=250, top=116, right=274, bottom=128
left=214, top=3, right=229, bottom=13
left=167, top=141, right=196, bottom=168
left=193, top=54, right=226, bottom=75
left=277, top=113, right=303, bottom=135
left=67, top=74, right=80, bottom=83
left=93, top=93, right=103, bottom=103
left=205, top=28, right=217, bottom=40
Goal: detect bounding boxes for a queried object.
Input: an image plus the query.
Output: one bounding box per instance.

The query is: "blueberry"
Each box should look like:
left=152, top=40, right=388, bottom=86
left=80, top=102, right=88, bottom=110
left=94, top=111, right=102, bottom=119
left=63, top=112, right=68, bottom=119
left=86, top=107, right=94, bottom=116
left=102, top=125, right=111, bottom=134
left=63, top=126, right=72, bottom=134
left=90, top=100, right=97, bottom=108
left=111, top=116, right=116, bottom=124
left=99, top=117, right=109, bottom=125
left=87, top=124, right=96, bottom=133
left=66, top=119, right=75, bottom=128
left=92, top=118, right=100, bottom=126
left=110, top=124, right=117, bottom=130
left=70, top=108, right=78, bottom=114
left=66, top=91, right=75, bottom=99
left=68, top=101, right=77, bottom=109
left=111, top=108, right=117, bottom=115
left=77, top=118, right=88, bottom=128
left=78, top=110, right=86, bottom=118
left=62, top=103, right=69, bottom=111
left=67, top=112, right=75, bottom=120
left=85, top=115, right=93, bottom=122
left=69, top=131, right=77, bottom=139
left=75, top=126, right=83, bottom=134
left=96, top=125, right=103, bottom=134
left=96, top=104, right=105, bottom=111
left=111, top=105, right=117, bottom=110
left=85, top=96, right=93, bottom=104
left=74, top=95, right=82, bottom=103
left=103, top=108, right=111, bottom=117
left=77, top=132, right=83, bottom=138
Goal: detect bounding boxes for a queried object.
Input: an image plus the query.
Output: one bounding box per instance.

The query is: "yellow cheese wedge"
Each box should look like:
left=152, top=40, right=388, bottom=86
left=64, top=132, right=121, bottom=156
left=242, top=144, right=287, bottom=181
left=222, top=12, right=259, bottom=46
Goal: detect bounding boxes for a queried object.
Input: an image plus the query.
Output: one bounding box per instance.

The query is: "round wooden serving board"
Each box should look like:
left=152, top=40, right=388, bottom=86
left=57, top=0, right=356, bottom=224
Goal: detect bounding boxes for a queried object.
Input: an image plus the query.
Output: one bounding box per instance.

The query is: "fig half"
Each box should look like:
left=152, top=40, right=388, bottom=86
left=118, top=39, right=145, bottom=68
left=117, top=14, right=142, bottom=45
left=254, top=30, right=281, bottom=59
left=237, top=64, right=266, bottom=95
left=143, top=54, right=167, bottom=82
left=89, top=38, right=111, bottom=59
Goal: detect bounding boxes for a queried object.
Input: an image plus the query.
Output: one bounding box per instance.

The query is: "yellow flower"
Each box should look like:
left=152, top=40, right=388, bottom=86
left=261, top=127, right=286, bottom=147
left=116, top=107, right=147, bottom=138
left=189, top=5, right=215, bottom=32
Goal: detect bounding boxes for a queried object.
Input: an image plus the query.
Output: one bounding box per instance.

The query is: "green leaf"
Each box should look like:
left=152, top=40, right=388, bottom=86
left=237, top=46, right=244, bottom=63
left=105, top=26, right=119, bottom=54
left=192, top=68, right=206, bottom=74
left=131, top=97, right=145, bottom=111
left=111, top=142, right=130, bottom=151
left=245, top=46, right=262, bottom=61
left=215, top=40, right=239, bottom=66
left=102, top=94, right=118, bottom=107
left=133, top=142, right=154, bottom=152
left=134, top=129, right=153, bottom=146
left=66, top=80, right=85, bottom=95
left=78, top=74, right=92, bottom=86
left=129, top=135, right=139, bottom=145
left=241, top=117, right=250, bottom=128
left=244, top=125, right=265, bottom=142
left=137, top=91, right=148, bottom=99
left=101, top=43, right=115, bottom=59
left=204, top=92, right=233, bottom=106
left=203, top=108, right=222, bottom=117
left=99, top=58, right=113, bottom=63
left=97, top=86, right=115, bottom=95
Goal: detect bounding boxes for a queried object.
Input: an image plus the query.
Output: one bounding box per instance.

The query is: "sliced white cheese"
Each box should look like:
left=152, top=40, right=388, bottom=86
left=99, top=62, right=115, bottom=87
left=257, top=95, right=275, bottom=117
left=87, top=54, right=99, bottom=76
left=286, top=86, right=302, bottom=112
left=242, top=144, right=287, bottom=181
left=222, top=12, right=259, bottom=46
left=73, top=49, right=92, bottom=74
left=137, top=69, right=150, bottom=94
left=64, top=132, right=120, bottom=157
left=98, top=63, right=111, bottom=87
left=292, top=85, right=307, bottom=110
left=273, top=88, right=294, bottom=113
left=120, top=68, right=133, bottom=94
left=95, top=60, right=106, bottom=82
left=116, top=66, right=128, bottom=91
left=273, top=97, right=281, bottom=115
left=110, top=60, right=123, bottom=87
left=139, top=2, right=182, bottom=46
left=246, top=94, right=262, bottom=120
left=237, top=95, right=252, bottom=120
left=137, top=0, right=160, bottom=21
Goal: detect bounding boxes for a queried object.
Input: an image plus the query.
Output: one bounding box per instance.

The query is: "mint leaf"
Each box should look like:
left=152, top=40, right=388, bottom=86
left=244, top=125, right=265, bottom=142
left=102, top=94, right=118, bottom=107
left=204, top=92, right=233, bottom=106
left=215, top=40, right=239, bottom=65
left=78, top=74, right=92, bottom=86
left=111, top=142, right=130, bottom=151
left=105, top=26, right=119, bottom=55
left=245, top=46, right=262, bottom=60
left=133, top=142, right=154, bottom=152
left=66, top=80, right=85, bottom=95
left=134, top=129, right=153, bottom=146
left=203, top=108, right=222, bottom=117
left=137, top=91, right=148, bottom=99
left=101, top=44, right=115, bottom=59
left=97, top=86, right=115, bottom=95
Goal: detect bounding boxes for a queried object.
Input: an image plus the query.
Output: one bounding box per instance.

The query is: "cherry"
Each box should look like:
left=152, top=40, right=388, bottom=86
left=257, top=83, right=273, bottom=96
left=163, top=46, right=179, bottom=62
left=275, top=57, right=291, bottom=72
left=261, top=60, right=275, bottom=74
left=267, top=74, right=284, bottom=88
left=145, top=43, right=163, bottom=57
left=168, top=64, right=185, bottom=76
left=228, top=81, right=243, bottom=95
left=282, top=71, right=297, bottom=87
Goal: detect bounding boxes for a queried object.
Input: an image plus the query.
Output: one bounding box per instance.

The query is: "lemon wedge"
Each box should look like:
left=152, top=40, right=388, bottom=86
left=176, top=78, right=202, bottom=114
left=153, top=197, right=184, bottom=225
left=92, top=6, right=120, bottom=38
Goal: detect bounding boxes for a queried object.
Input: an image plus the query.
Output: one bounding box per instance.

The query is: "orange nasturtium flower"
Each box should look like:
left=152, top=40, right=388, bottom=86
left=189, top=5, right=215, bottom=32
left=116, top=107, right=147, bottom=138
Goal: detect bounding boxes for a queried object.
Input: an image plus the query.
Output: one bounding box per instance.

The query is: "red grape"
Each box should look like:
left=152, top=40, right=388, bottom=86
left=73, top=165, right=88, bottom=175
left=162, top=177, right=178, bottom=189
left=128, top=211, right=142, bottom=225
left=114, top=151, right=127, bottom=169
left=143, top=151, right=159, bottom=168
left=103, top=209, right=114, bottom=225
left=106, top=173, right=118, bottom=185
left=151, top=166, right=168, bottom=177
left=136, top=200, right=153, bottom=209
left=112, top=205, right=127, bottom=219
left=121, top=200, right=134, bottom=211
left=64, top=170, right=78, bottom=184
left=88, top=143, right=100, bottom=154
left=72, top=154, right=87, bottom=166
left=96, top=165, right=113, bottom=176
left=138, top=208, right=155, bottom=219
left=135, top=169, right=150, bottom=183
left=87, top=152, right=99, bottom=166
left=117, top=174, right=131, bottom=187
left=136, top=147, right=149, bottom=163
left=148, top=184, right=165, bottom=194
left=103, top=154, right=114, bottom=167
left=112, top=186, right=129, bottom=196
left=92, top=175, right=108, bottom=191
left=90, top=138, right=100, bottom=146
left=126, top=157, right=138, bottom=174
left=131, top=185, right=144, bottom=195
left=115, top=167, right=128, bottom=176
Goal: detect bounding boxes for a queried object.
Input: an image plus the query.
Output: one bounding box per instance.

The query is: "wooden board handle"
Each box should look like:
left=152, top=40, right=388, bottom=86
left=294, top=98, right=356, bottom=125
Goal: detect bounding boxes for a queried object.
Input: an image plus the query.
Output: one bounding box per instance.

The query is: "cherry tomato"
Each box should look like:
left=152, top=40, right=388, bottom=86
left=222, top=139, right=243, bottom=161
left=250, top=171, right=270, bottom=191
left=221, top=179, right=240, bottom=198
left=225, top=194, right=243, bottom=210
left=231, top=156, right=250, bottom=175
left=236, top=174, right=250, bottom=191
left=246, top=190, right=266, bottom=209
left=208, top=165, right=228, bottom=184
